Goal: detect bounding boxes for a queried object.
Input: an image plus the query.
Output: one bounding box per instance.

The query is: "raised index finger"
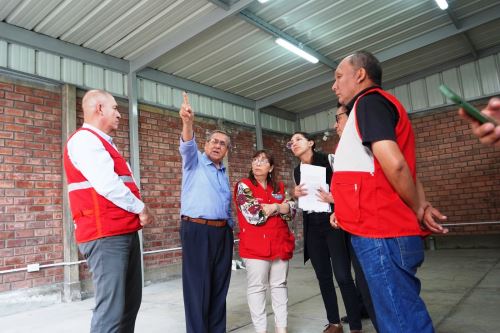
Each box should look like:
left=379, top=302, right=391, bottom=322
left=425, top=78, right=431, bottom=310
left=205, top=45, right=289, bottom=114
left=183, top=91, right=189, bottom=105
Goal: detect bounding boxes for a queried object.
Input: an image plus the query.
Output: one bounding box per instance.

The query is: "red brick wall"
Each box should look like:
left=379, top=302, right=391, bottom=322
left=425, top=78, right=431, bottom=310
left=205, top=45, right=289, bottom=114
left=137, top=106, right=188, bottom=270
left=411, top=102, right=500, bottom=234
left=0, top=79, right=64, bottom=292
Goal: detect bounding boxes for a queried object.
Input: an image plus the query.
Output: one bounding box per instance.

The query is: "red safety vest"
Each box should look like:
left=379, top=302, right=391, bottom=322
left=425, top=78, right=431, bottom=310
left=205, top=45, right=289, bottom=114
left=332, top=87, right=429, bottom=238
left=63, top=128, right=142, bottom=243
left=235, top=179, right=295, bottom=260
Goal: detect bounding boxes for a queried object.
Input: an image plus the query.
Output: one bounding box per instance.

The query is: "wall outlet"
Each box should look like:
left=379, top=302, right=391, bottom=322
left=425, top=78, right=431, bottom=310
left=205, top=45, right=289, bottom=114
left=27, top=263, right=40, bottom=272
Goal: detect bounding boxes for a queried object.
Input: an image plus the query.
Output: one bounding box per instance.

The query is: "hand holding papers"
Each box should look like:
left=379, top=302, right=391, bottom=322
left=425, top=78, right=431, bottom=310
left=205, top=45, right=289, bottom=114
left=297, top=164, right=331, bottom=213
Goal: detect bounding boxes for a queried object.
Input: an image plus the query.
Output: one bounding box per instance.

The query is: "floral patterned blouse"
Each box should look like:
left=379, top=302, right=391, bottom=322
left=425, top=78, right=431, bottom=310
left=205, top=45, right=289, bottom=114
left=235, top=182, right=296, bottom=226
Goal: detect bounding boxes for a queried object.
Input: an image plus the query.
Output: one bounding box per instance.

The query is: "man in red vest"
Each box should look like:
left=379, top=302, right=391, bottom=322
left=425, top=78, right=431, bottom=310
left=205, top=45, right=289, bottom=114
left=64, top=89, right=154, bottom=333
left=330, top=51, right=448, bottom=333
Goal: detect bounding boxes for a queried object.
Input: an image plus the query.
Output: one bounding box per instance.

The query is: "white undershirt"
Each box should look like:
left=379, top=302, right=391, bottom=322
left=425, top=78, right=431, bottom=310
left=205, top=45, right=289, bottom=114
left=67, top=123, right=144, bottom=214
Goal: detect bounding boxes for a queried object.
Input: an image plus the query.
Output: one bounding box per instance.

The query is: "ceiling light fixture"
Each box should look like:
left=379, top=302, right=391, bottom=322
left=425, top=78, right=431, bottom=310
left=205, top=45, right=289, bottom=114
left=275, top=38, right=319, bottom=64
left=434, top=0, right=448, bottom=10
left=257, top=0, right=270, bottom=3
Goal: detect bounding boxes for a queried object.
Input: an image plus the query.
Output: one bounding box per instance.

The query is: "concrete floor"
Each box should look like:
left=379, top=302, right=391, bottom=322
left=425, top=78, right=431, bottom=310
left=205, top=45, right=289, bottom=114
left=1, top=248, right=499, bottom=333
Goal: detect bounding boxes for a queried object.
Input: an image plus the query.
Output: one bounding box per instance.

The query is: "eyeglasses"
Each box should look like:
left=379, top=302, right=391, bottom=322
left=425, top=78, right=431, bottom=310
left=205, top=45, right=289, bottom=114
left=335, top=112, right=348, bottom=123
left=252, top=158, right=270, bottom=166
left=286, top=137, right=305, bottom=149
left=208, top=138, right=228, bottom=148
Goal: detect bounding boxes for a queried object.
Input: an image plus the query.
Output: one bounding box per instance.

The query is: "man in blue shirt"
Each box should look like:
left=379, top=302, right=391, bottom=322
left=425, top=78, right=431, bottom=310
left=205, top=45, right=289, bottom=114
left=179, top=92, right=234, bottom=333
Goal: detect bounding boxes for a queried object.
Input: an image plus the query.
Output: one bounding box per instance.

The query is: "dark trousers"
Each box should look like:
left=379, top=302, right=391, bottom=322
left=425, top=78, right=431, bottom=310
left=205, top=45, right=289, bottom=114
left=180, top=220, right=234, bottom=333
left=346, top=232, right=379, bottom=332
left=307, top=222, right=362, bottom=331
left=78, top=232, right=142, bottom=333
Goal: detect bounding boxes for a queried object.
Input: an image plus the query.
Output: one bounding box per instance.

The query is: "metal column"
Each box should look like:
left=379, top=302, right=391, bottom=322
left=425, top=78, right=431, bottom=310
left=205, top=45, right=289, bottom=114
left=61, top=84, right=81, bottom=302
left=255, top=107, right=263, bottom=150
left=127, top=71, right=145, bottom=286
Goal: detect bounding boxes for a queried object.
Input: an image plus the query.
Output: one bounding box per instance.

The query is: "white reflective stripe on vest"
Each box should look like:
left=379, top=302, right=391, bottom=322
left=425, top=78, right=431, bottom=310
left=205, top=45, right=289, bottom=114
left=68, top=176, right=135, bottom=192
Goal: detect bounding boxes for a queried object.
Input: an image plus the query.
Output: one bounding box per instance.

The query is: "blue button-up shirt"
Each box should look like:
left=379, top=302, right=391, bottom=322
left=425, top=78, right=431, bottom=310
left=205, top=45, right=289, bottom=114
left=179, top=136, right=233, bottom=228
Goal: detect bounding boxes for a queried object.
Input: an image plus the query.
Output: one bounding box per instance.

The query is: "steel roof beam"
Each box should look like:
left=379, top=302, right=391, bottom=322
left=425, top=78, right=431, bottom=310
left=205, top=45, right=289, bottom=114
left=207, top=0, right=230, bottom=10
left=138, top=68, right=255, bottom=109
left=129, top=0, right=254, bottom=73
left=445, top=9, right=478, bottom=59
left=239, top=9, right=337, bottom=69
left=256, top=3, right=500, bottom=109
left=0, top=21, right=128, bottom=73
left=299, top=100, right=336, bottom=119
left=260, top=106, right=297, bottom=121
left=256, top=72, right=332, bottom=109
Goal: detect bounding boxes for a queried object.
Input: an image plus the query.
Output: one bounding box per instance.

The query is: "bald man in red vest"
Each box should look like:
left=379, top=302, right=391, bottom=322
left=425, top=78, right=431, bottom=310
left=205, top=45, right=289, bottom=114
left=64, top=89, right=154, bottom=333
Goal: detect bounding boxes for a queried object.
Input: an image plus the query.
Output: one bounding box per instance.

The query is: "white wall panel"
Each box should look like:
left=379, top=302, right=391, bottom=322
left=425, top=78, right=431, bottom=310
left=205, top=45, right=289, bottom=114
left=273, top=115, right=280, bottom=131
left=36, top=51, right=60, bottom=80
left=137, top=79, right=144, bottom=99
left=284, top=119, right=293, bottom=134
left=243, top=108, right=255, bottom=126
left=425, top=74, right=444, bottom=107
left=442, top=68, right=461, bottom=95
left=233, top=105, right=244, bottom=123
left=409, top=79, right=427, bottom=112
left=141, top=79, right=157, bottom=102
left=61, top=58, right=83, bottom=85
left=315, top=111, right=329, bottom=131
left=189, top=93, right=200, bottom=114
left=156, top=84, right=171, bottom=106
left=277, top=118, right=285, bottom=132
left=478, top=55, right=500, bottom=95
left=394, top=85, right=410, bottom=111
left=285, top=120, right=295, bottom=134
left=84, top=64, right=104, bottom=89
left=211, top=99, right=223, bottom=118
left=460, top=62, right=481, bottom=99
left=198, top=95, right=211, bottom=116
left=223, top=102, right=235, bottom=121
left=8, top=44, right=35, bottom=74
left=303, top=115, right=316, bottom=133
left=261, top=113, right=271, bottom=129
left=0, top=40, right=8, bottom=67
left=105, top=70, right=124, bottom=96
left=172, top=88, right=183, bottom=109
left=123, top=74, right=128, bottom=95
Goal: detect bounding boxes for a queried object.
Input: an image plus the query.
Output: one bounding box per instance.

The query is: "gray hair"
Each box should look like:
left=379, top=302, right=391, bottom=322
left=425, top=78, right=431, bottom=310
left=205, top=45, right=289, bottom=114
left=348, top=50, right=382, bottom=86
left=206, top=130, right=231, bottom=147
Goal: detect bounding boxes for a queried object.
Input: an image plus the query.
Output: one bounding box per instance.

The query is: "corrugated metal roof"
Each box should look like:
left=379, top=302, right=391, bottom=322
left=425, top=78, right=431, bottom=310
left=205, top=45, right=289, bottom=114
left=1, top=0, right=499, bottom=116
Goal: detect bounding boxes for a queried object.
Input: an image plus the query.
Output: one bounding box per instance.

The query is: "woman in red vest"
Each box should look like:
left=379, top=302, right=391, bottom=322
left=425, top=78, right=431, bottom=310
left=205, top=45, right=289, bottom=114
left=234, top=150, right=296, bottom=333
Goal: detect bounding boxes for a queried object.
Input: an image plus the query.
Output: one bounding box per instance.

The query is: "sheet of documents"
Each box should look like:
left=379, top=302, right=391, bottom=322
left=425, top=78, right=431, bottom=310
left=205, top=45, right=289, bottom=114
left=298, top=164, right=331, bottom=213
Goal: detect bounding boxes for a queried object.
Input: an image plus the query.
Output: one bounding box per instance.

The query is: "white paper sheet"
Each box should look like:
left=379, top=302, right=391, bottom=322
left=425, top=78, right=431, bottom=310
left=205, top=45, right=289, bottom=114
left=298, top=164, right=331, bottom=213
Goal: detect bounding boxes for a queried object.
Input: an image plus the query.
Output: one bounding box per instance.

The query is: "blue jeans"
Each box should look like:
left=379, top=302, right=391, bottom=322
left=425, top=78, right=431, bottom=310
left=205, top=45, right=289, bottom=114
left=351, top=235, right=434, bottom=333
